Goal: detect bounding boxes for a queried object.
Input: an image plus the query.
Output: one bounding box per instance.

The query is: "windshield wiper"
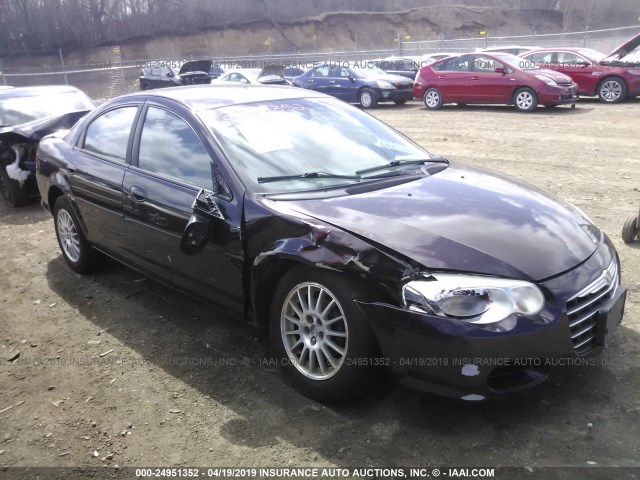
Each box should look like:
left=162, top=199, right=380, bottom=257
left=356, top=157, right=449, bottom=175
left=258, top=171, right=362, bottom=184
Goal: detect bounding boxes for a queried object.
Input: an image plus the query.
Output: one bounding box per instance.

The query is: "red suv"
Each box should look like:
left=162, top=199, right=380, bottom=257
left=519, top=33, right=640, bottom=103
left=412, top=52, right=578, bottom=112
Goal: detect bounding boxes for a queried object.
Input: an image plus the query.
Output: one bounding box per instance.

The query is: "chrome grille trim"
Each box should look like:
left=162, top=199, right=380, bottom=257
left=566, top=260, right=618, bottom=354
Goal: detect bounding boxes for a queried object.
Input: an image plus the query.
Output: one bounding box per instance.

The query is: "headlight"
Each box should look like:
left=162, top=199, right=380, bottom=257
left=402, top=274, right=545, bottom=324
left=535, top=75, right=558, bottom=86
left=377, top=80, right=395, bottom=89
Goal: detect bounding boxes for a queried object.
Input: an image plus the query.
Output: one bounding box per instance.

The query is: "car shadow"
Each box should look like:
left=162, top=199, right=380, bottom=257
left=0, top=198, right=50, bottom=226
left=45, top=255, right=640, bottom=466
left=426, top=104, right=592, bottom=115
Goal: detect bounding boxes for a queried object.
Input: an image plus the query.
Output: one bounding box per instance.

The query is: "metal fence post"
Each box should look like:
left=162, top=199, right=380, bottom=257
left=397, top=33, right=402, bottom=56
left=58, top=48, right=69, bottom=85
left=0, top=58, right=7, bottom=86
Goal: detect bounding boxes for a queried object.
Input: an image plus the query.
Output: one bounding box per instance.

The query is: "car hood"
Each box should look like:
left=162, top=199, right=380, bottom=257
left=179, top=60, right=212, bottom=75
left=602, top=32, right=640, bottom=66
left=536, top=68, right=573, bottom=84
left=0, top=110, right=91, bottom=144
left=280, top=164, right=599, bottom=282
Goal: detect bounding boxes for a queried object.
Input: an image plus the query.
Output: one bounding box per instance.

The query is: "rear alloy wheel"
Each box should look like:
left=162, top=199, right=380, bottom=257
left=359, top=88, right=378, bottom=109
left=53, top=197, right=98, bottom=273
left=0, top=166, right=27, bottom=207
left=514, top=87, right=538, bottom=112
left=270, top=267, right=380, bottom=401
left=598, top=77, right=627, bottom=103
left=622, top=215, right=638, bottom=243
left=423, top=88, right=443, bottom=109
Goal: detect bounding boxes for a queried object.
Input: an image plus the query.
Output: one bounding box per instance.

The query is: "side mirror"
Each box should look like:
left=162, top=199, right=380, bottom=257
left=179, top=189, right=227, bottom=255
left=576, top=61, right=590, bottom=68
left=495, top=67, right=506, bottom=74
left=349, top=76, right=356, bottom=82
left=180, top=214, right=211, bottom=255
left=167, top=72, right=174, bottom=77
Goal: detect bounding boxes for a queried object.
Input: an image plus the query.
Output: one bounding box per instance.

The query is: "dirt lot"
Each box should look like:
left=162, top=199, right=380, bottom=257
left=1, top=98, right=639, bottom=478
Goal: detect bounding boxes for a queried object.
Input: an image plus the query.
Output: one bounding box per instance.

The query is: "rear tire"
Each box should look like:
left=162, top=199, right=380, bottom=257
left=622, top=215, right=638, bottom=243
left=513, top=87, right=538, bottom=112
left=423, top=88, right=443, bottom=109
left=598, top=77, right=627, bottom=103
left=269, top=266, right=380, bottom=401
left=53, top=197, right=99, bottom=273
left=0, top=166, right=28, bottom=207
left=359, top=88, right=378, bottom=109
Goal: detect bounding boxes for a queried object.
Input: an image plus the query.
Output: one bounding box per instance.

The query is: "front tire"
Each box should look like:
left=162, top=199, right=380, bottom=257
left=423, top=88, right=443, bottom=109
left=0, top=166, right=28, bottom=207
left=513, top=87, right=538, bottom=112
left=622, top=215, right=638, bottom=243
left=598, top=77, right=627, bottom=103
left=53, top=197, right=98, bottom=273
left=269, top=267, right=380, bottom=401
left=359, top=88, right=378, bottom=109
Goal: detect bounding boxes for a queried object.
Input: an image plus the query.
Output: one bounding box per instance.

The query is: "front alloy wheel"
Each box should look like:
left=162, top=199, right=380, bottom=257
left=359, top=88, right=378, bottom=109
left=598, top=78, right=626, bottom=103
left=281, top=282, right=348, bottom=380
left=514, top=87, right=538, bottom=112
left=270, top=267, right=380, bottom=401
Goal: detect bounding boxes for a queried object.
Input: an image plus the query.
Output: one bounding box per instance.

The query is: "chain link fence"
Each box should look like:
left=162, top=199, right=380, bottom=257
left=1, top=25, right=639, bottom=102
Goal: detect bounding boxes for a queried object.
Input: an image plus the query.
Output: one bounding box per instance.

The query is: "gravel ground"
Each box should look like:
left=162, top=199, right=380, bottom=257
left=0, top=97, right=639, bottom=479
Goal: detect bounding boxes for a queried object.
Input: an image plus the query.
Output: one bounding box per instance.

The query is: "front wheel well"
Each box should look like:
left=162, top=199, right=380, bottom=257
left=48, top=186, right=64, bottom=213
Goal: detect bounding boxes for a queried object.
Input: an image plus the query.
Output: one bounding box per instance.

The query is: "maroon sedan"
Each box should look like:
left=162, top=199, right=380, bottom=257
left=412, top=52, right=578, bottom=112
left=520, top=33, right=640, bottom=103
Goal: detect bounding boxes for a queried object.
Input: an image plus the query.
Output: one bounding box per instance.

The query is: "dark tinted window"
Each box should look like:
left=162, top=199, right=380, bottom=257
left=138, top=107, right=213, bottom=189
left=473, top=55, right=504, bottom=72
left=438, top=56, right=470, bottom=71
left=527, top=52, right=554, bottom=64
left=83, top=107, right=137, bottom=162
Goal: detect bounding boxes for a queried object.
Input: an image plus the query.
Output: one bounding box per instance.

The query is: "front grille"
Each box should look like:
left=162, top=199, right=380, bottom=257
left=566, top=260, right=618, bottom=354
left=393, top=82, right=413, bottom=89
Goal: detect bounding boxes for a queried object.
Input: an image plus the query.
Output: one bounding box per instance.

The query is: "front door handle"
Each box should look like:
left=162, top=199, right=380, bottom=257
left=471, top=76, right=479, bottom=80
left=130, top=186, right=147, bottom=202
left=67, top=163, right=77, bottom=174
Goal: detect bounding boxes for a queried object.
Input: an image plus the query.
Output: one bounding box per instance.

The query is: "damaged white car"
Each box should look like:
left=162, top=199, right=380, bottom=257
left=0, top=86, right=94, bottom=206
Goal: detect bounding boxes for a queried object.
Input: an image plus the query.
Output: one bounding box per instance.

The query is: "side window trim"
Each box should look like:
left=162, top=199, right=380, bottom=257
left=76, top=104, right=143, bottom=165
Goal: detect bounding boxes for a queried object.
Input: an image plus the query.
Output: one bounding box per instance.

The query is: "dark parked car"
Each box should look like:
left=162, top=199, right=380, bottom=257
left=520, top=33, right=640, bottom=103
left=369, top=57, right=420, bottom=80
left=292, top=63, right=413, bottom=108
left=413, top=52, right=578, bottom=111
left=1, top=86, right=94, bottom=207
left=37, top=84, right=625, bottom=402
left=139, top=60, right=221, bottom=90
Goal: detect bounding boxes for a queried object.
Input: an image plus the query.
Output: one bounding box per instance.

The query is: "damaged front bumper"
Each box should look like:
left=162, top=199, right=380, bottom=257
left=356, top=240, right=626, bottom=401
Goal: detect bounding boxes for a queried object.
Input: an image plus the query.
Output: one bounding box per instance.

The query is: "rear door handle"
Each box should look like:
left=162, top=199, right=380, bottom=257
left=471, top=76, right=479, bottom=80
left=328, top=80, right=336, bottom=83
left=67, top=163, right=77, bottom=174
left=130, top=186, right=147, bottom=202
left=437, top=76, right=445, bottom=80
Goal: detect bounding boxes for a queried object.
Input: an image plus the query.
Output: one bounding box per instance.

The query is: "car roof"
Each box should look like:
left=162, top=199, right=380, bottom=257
left=121, top=84, right=324, bottom=111
left=0, top=85, right=86, bottom=97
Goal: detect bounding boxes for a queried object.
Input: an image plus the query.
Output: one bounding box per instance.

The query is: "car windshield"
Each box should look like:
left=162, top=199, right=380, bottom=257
left=198, top=97, right=434, bottom=194
left=578, top=48, right=606, bottom=62
left=352, top=65, right=387, bottom=77
left=0, top=92, right=94, bottom=126
left=493, top=53, right=541, bottom=70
